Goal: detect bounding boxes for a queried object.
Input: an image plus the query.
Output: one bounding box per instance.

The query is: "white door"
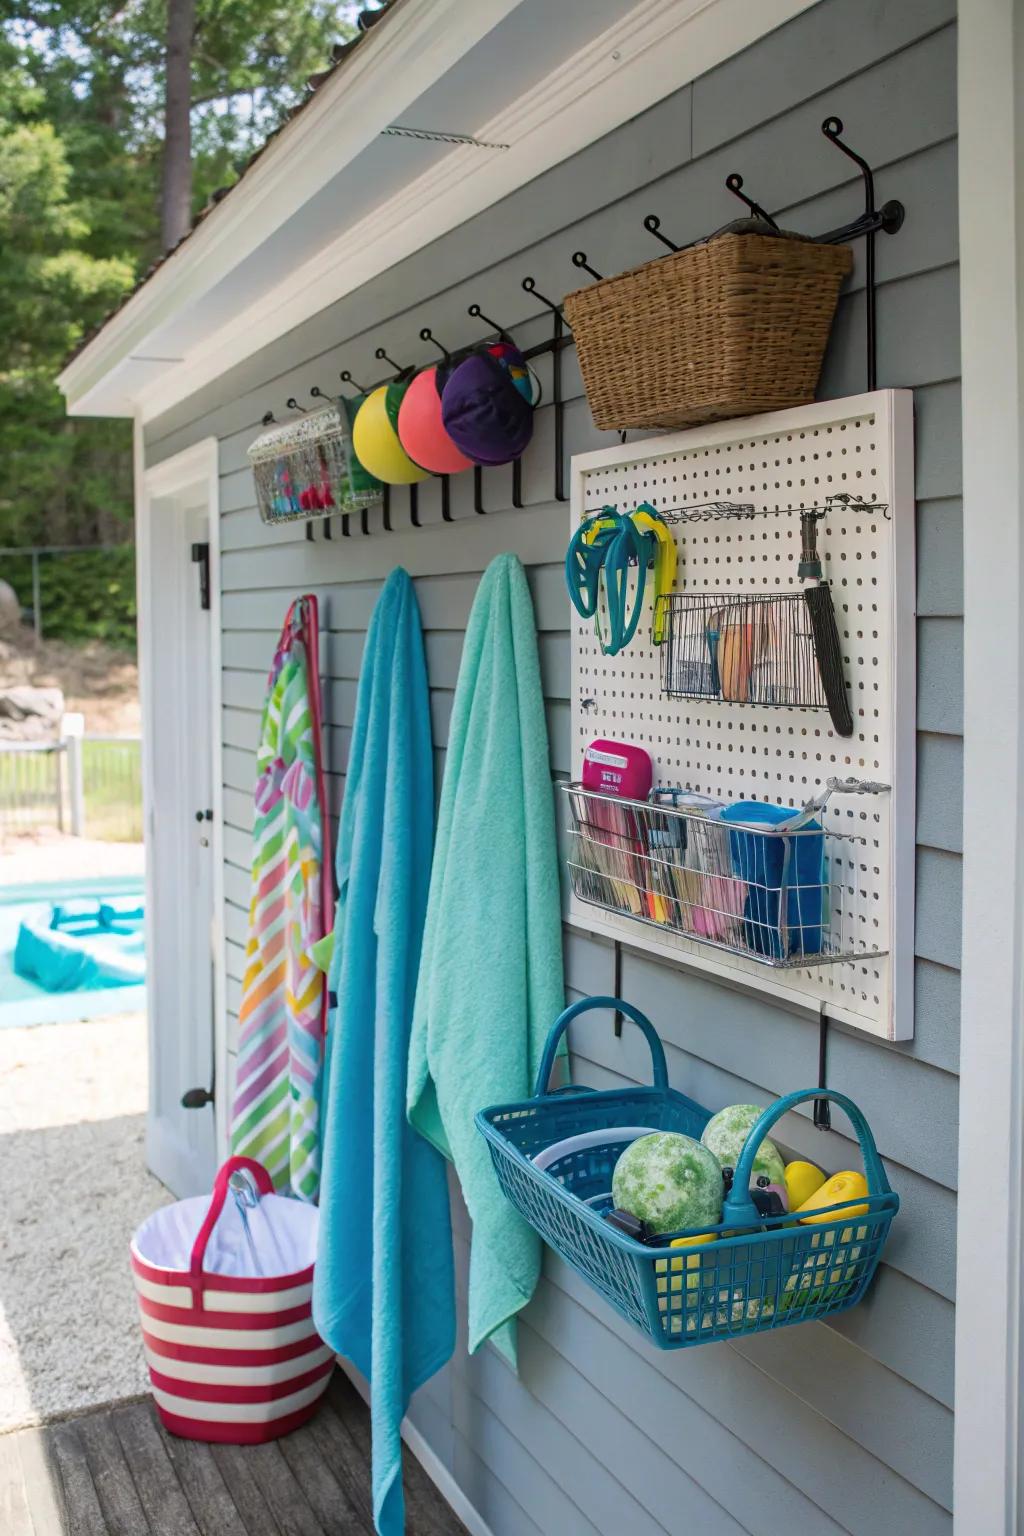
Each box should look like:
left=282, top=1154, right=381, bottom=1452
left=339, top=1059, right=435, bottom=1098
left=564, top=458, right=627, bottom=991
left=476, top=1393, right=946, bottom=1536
left=141, top=445, right=220, bottom=1197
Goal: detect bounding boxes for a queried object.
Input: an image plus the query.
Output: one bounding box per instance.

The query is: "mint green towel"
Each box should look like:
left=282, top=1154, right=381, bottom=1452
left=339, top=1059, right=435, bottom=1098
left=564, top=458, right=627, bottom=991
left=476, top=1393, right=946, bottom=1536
left=407, top=552, right=565, bottom=1366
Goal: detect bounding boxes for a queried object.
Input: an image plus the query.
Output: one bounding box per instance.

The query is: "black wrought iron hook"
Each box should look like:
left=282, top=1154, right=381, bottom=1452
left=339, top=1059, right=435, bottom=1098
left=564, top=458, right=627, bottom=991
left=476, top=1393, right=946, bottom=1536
left=261, top=411, right=276, bottom=426
left=643, top=214, right=679, bottom=252
left=467, top=302, right=515, bottom=346
left=375, top=345, right=407, bottom=374
left=521, top=276, right=565, bottom=319
left=340, top=369, right=369, bottom=393
left=821, top=117, right=873, bottom=201
left=725, top=173, right=779, bottom=230
left=419, top=326, right=450, bottom=361
left=310, top=386, right=330, bottom=403
left=571, top=251, right=602, bottom=282
left=819, top=115, right=903, bottom=390
left=286, top=397, right=308, bottom=413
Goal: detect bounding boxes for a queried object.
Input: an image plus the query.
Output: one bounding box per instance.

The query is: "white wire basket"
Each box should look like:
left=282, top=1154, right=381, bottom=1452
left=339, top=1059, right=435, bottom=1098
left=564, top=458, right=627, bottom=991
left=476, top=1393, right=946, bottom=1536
left=562, top=780, right=887, bottom=969
left=247, top=404, right=381, bottom=525
left=657, top=590, right=830, bottom=708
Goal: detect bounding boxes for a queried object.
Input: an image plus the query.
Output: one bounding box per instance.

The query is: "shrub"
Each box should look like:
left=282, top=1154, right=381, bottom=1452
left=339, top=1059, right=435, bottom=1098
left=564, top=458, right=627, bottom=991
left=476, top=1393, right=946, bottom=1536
left=5, top=545, right=136, bottom=649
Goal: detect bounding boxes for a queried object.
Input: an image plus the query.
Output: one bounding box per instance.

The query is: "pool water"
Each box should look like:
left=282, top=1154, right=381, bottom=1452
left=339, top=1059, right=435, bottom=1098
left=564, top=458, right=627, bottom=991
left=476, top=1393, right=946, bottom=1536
left=0, top=875, right=147, bottom=1028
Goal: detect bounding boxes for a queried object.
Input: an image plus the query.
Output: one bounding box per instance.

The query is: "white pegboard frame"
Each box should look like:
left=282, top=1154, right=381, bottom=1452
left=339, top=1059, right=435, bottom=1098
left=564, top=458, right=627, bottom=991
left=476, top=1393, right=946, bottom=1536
left=567, top=389, right=916, bottom=1041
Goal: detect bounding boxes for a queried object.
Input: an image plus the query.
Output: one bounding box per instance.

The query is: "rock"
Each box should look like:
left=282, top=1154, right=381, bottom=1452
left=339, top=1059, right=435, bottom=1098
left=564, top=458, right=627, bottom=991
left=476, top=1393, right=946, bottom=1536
left=0, top=686, right=66, bottom=741
left=0, top=580, right=22, bottom=634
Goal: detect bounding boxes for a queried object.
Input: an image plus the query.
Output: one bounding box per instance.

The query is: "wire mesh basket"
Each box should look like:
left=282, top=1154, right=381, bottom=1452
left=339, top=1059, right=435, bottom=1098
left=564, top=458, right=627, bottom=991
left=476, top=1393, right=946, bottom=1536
left=247, top=403, right=382, bottom=526
left=476, top=998, right=898, bottom=1351
left=562, top=781, right=886, bottom=967
left=657, top=590, right=830, bottom=707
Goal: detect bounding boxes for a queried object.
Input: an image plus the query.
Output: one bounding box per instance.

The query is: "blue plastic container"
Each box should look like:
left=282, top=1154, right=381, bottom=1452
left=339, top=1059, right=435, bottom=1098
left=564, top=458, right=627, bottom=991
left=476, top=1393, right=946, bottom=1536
left=477, top=997, right=898, bottom=1350
left=718, top=800, right=824, bottom=959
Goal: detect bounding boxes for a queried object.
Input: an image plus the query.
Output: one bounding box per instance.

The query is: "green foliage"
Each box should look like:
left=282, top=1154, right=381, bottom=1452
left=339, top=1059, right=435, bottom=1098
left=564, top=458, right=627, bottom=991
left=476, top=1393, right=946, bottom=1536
left=6, top=545, right=137, bottom=647
left=0, top=0, right=359, bottom=582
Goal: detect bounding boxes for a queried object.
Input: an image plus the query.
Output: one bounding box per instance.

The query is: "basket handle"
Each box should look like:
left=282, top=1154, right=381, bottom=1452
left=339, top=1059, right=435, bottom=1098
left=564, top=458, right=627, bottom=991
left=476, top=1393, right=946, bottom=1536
left=189, top=1155, right=275, bottom=1291
left=534, top=995, right=668, bottom=1098
left=720, top=1088, right=891, bottom=1226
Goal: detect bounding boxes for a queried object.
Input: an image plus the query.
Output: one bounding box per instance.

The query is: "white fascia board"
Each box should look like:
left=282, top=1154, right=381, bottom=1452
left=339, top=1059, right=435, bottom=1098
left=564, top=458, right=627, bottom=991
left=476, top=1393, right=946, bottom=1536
left=62, top=0, right=819, bottom=421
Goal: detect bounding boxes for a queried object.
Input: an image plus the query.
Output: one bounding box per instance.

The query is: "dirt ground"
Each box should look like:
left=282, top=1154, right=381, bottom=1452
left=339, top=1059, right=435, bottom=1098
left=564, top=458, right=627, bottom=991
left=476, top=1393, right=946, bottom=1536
left=0, top=631, right=139, bottom=735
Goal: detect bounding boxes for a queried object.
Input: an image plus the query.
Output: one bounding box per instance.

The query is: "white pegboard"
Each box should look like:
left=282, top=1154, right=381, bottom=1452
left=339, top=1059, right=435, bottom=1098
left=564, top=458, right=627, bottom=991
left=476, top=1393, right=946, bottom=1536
left=567, top=390, right=916, bottom=1041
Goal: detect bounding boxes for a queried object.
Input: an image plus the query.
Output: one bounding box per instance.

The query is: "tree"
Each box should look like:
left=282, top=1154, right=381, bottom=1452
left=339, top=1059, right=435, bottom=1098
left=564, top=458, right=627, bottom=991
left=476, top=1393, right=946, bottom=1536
left=162, top=0, right=196, bottom=249
left=0, top=48, right=136, bottom=547
left=0, top=0, right=360, bottom=564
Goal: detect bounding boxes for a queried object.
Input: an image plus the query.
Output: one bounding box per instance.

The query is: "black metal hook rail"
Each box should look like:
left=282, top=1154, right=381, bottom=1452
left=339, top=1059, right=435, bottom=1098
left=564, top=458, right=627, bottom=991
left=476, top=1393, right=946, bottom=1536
left=279, top=114, right=901, bottom=541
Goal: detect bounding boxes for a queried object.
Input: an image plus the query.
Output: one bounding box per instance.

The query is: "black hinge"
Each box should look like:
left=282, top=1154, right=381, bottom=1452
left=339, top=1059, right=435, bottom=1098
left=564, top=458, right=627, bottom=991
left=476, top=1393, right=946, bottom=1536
left=191, top=541, right=210, bottom=610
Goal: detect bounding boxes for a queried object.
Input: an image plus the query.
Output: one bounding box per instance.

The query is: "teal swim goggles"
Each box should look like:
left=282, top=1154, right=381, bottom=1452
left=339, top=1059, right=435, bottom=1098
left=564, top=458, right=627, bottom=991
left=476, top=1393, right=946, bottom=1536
left=565, top=503, right=676, bottom=655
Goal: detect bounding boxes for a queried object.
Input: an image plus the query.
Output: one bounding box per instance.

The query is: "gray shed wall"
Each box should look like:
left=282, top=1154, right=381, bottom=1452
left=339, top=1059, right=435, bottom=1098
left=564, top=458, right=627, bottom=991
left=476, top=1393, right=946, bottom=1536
left=145, top=1, right=961, bottom=1529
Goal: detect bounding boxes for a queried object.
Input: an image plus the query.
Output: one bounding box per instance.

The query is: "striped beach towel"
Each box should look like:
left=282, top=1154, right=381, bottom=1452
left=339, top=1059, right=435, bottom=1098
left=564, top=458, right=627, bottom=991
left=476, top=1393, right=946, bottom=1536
left=231, top=596, right=333, bottom=1201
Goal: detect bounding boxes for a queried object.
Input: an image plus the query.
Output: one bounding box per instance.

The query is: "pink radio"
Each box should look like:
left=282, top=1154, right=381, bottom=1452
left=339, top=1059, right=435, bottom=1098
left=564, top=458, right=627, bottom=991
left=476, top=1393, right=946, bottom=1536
left=581, top=740, right=653, bottom=801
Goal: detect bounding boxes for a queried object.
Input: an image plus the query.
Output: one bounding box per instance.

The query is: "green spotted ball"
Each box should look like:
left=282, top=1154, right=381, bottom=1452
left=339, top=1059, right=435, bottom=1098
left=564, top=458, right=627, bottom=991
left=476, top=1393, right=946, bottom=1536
left=611, top=1132, right=723, bottom=1235
left=700, top=1104, right=785, bottom=1186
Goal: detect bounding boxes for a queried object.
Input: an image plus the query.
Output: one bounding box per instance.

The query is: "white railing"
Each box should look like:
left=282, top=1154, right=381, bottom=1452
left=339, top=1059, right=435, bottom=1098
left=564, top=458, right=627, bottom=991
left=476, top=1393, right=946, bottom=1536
left=0, top=724, right=142, bottom=842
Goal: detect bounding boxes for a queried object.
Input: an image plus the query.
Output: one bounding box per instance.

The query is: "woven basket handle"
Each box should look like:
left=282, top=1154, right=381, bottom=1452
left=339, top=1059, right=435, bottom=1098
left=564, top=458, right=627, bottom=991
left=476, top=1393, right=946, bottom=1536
left=721, top=1088, right=891, bottom=1226
left=189, top=1156, right=275, bottom=1291
left=534, top=995, right=668, bottom=1098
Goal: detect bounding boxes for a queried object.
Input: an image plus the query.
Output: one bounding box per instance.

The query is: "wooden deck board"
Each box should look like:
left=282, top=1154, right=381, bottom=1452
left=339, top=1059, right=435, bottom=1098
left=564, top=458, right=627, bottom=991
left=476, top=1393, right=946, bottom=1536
left=77, top=1412, right=153, bottom=1536
left=154, top=1427, right=250, bottom=1536
left=0, top=1376, right=468, bottom=1536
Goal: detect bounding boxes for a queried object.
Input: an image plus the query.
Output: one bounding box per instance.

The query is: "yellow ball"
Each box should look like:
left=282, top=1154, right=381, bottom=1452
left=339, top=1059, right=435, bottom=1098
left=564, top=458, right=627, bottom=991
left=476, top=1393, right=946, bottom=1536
left=352, top=384, right=430, bottom=486
left=783, top=1159, right=826, bottom=1212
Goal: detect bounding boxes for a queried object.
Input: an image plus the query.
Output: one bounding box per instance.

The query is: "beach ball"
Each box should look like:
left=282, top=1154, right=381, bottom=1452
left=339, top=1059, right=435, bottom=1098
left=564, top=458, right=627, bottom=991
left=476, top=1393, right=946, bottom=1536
left=396, top=367, right=473, bottom=476
left=441, top=348, right=534, bottom=467
left=352, top=382, right=430, bottom=485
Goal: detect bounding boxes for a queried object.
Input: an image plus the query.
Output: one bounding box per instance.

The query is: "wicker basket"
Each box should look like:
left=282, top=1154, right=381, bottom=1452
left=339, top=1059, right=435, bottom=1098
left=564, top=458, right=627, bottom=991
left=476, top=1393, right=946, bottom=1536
left=563, top=232, right=853, bottom=431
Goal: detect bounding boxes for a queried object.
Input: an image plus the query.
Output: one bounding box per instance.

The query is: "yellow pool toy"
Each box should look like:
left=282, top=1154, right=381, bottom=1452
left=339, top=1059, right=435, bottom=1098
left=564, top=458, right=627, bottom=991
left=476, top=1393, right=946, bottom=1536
left=352, top=383, right=430, bottom=486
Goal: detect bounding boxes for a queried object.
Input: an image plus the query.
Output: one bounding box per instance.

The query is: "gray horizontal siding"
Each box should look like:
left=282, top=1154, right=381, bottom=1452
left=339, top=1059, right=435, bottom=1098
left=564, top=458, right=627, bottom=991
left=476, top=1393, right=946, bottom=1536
left=146, top=0, right=961, bottom=1531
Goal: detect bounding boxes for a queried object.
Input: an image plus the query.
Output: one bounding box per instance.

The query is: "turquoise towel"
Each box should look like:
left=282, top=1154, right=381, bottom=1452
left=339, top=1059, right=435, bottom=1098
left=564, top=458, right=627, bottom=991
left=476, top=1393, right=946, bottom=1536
left=313, top=569, right=455, bottom=1536
left=407, top=552, right=565, bottom=1366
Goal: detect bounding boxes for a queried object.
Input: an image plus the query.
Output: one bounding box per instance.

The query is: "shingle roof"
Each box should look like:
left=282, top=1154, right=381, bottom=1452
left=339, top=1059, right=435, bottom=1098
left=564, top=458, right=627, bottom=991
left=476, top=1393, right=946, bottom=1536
left=65, top=2, right=396, bottom=366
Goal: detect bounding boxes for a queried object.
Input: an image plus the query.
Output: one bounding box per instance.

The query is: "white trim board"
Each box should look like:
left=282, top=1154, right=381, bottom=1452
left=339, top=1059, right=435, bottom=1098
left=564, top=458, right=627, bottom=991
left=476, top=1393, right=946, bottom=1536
left=137, top=433, right=228, bottom=1172
left=952, top=1, right=1024, bottom=1529
left=60, top=0, right=818, bottom=422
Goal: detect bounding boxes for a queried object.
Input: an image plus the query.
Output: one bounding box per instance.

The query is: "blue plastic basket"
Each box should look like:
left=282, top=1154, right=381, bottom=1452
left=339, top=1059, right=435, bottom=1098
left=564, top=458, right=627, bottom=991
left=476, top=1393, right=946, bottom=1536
left=476, top=996, right=899, bottom=1349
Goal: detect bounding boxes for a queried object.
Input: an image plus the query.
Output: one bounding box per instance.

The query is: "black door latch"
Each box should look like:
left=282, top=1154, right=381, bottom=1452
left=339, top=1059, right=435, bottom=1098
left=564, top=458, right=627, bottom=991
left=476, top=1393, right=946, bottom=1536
left=191, top=541, right=210, bottom=610
left=181, top=1086, right=214, bottom=1109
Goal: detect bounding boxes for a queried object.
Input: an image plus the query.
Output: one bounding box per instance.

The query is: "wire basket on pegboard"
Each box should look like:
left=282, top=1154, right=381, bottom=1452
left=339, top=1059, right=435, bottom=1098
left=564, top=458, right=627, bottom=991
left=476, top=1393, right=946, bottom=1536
left=562, top=779, right=889, bottom=968
left=248, top=402, right=382, bottom=526
left=658, top=590, right=830, bottom=707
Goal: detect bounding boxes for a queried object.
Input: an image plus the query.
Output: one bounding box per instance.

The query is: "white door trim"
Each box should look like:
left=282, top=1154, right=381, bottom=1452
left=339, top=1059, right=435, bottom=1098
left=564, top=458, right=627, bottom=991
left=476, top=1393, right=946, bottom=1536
left=135, top=429, right=227, bottom=1169
left=953, top=4, right=1024, bottom=1529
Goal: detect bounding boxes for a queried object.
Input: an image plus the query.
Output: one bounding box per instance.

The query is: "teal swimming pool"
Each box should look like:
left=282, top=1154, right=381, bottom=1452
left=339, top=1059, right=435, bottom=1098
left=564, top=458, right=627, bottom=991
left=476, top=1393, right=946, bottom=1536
left=0, top=874, right=146, bottom=1028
